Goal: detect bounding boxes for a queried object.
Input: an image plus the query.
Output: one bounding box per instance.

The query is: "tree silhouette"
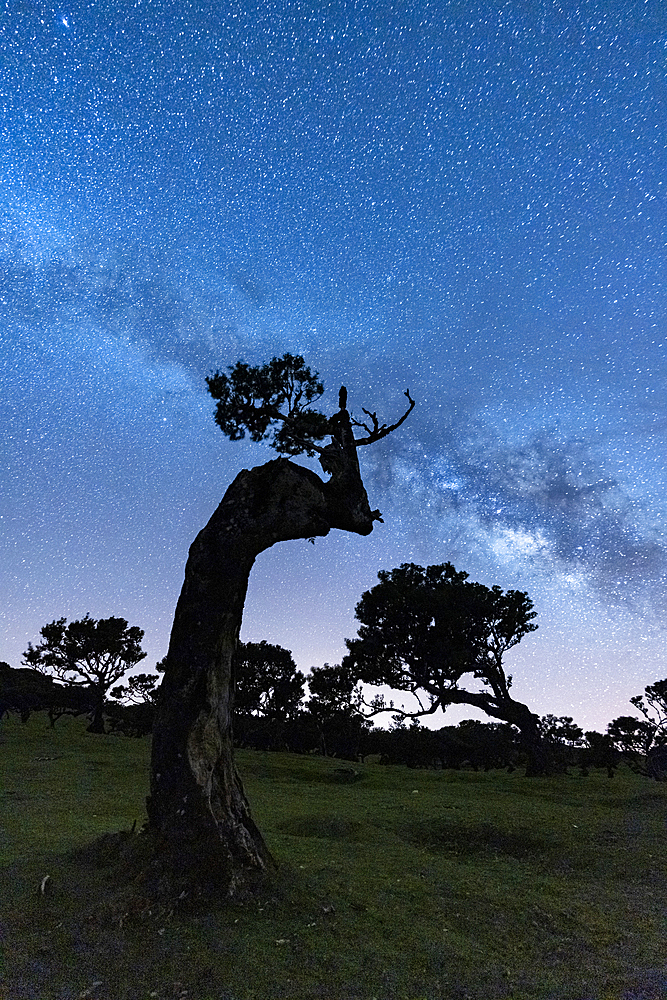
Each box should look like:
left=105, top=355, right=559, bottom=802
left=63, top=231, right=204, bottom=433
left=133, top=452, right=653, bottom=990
left=235, top=641, right=305, bottom=720
left=607, top=715, right=655, bottom=756
left=539, top=715, right=584, bottom=746
left=342, top=562, right=549, bottom=775
left=23, top=615, right=146, bottom=733
left=629, top=679, right=667, bottom=751
left=307, top=662, right=367, bottom=757
left=607, top=679, right=667, bottom=778
left=0, top=660, right=90, bottom=724
left=147, top=354, right=414, bottom=885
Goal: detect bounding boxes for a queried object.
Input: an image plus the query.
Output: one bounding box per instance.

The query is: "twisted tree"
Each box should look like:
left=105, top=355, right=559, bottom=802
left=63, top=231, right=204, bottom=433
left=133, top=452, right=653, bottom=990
left=147, top=354, right=414, bottom=884
left=342, top=562, right=549, bottom=775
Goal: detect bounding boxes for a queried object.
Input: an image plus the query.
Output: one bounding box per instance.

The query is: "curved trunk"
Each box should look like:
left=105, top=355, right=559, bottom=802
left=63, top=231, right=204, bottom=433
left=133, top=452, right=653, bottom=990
left=147, top=410, right=378, bottom=873
left=439, top=688, right=550, bottom=777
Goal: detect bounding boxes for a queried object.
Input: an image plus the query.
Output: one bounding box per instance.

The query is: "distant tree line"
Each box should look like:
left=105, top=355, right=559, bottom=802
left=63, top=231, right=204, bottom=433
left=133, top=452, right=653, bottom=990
left=0, top=615, right=159, bottom=737
left=3, top=593, right=667, bottom=781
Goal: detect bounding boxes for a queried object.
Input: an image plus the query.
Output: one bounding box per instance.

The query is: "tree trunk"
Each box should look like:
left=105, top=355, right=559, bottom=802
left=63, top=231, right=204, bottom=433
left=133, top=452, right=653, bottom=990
left=440, top=688, right=551, bottom=777
left=87, top=689, right=106, bottom=734
left=147, top=409, right=378, bottom=877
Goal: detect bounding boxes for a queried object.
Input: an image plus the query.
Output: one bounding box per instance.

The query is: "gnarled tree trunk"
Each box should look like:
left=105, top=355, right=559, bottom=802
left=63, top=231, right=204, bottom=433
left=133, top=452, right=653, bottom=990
left=147, top=407, right=378, bottom=874
left=440, top=688, right=551, bottom=777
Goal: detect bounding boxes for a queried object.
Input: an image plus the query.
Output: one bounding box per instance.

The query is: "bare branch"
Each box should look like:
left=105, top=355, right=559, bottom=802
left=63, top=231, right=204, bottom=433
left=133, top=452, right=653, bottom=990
left=353, top=390, right=416, bottom=447
left=352, top=688, right=441, bottom=721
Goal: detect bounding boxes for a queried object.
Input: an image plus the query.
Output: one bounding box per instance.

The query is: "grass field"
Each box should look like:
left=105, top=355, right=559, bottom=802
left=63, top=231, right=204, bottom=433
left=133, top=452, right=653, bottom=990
left=1, top=713, right=666, bottom=1000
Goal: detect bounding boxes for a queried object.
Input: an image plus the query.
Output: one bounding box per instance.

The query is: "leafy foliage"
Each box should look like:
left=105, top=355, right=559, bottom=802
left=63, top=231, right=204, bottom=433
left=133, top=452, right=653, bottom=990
left=539, top=715, right=584, bottom=747
left=206, top=353, right=329, bottom=456
left=306, top=663, right=371, bottom=758
left=23, top=615, right=146, bottom=732
left=235, top=641, right=305, bottom=720
left=344, top=562, right=538, bottom=715
left=606, top=715, right=653, bottom=755
left=606, top=679, right=667, bottom=762
left=307, top=663, right=359, bottom=719
left=0, top=660, right=93, bottom=725
left=629, top=678, right=667, bottom=749
left=110, top=673, right=161, bottom=706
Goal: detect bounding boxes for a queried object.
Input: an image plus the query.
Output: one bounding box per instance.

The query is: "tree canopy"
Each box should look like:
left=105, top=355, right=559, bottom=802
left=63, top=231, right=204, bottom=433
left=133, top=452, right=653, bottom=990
left=235, top=641, right=305, bottom=720
left=306, top=662, right=370, bottom=758
left=206, top=353, right=329, bottom=456
left=110, top=672, right=161, bottom=706
left=206, top=353, right=415, bottom=460
left=345, top=562, right=537, bottom=714
left=607, top=678, right=667, bottom=773
left=307, top=662, right=358, bottom=718
left=24, top=615, right=146, bottom=733
left=606, top=715, right=655, bottom=756
left=629, top=679, right=667, bottom=751
left=343, top=562, right=546, bottom=772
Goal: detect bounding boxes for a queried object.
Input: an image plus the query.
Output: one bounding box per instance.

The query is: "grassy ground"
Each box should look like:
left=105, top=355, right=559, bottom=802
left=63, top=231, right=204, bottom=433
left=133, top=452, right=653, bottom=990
left=1, top=714, right=666, bottom=1000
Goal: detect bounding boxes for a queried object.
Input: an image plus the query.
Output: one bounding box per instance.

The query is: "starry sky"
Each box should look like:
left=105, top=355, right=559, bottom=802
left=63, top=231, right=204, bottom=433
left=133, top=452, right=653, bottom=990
left=1, top=0, right=666, bottom=734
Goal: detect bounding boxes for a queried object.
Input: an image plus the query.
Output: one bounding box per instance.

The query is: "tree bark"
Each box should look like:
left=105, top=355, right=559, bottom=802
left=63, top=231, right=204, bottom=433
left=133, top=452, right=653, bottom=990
left=147, top=408, right=378, bottom=875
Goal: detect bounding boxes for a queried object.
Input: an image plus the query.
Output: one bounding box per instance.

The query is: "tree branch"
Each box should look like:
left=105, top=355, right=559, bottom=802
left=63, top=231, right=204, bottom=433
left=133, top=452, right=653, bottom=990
left=352, top=688, right=441, bottom=721
left=268, top=408, right=328, bottom=455
left=353, top=390, right=416, bottom=447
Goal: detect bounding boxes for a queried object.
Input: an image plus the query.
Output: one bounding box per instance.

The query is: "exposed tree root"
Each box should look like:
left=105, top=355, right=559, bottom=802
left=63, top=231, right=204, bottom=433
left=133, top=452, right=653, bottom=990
left=75, top=827, right=275, bottom=928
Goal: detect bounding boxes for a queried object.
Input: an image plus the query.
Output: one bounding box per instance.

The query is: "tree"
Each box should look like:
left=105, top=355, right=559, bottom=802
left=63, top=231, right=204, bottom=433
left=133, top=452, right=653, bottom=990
left=307, top=662, right=369, bottom=757
left=234, top=641, right=305, bottom=720
left=538, top=715, right=584, bottom=773
left=342, top=562, right=549, bottom=774
left=1, top=660, right=51, bottom=722
left=607, top=679, right=667, bottom=779
left=307, top=662, right=357, bottom=719
left=147, top=354, right=414, bottom=886
left=629, top=679, right=667, bottom=751
left=539, top=715, right=584, bottom=748
left=608, top=681, right=667, bottom=758
left=23, top=615, right=147, bottom=733
left=109, top=672, right=161, bottom=737
left=607, top=715, right=655, bottom=756
left=580, top=731, right=620, bottom=778
left=455, top=719, right=520, bottom=772
left=0, top=661, right=96, bottom=726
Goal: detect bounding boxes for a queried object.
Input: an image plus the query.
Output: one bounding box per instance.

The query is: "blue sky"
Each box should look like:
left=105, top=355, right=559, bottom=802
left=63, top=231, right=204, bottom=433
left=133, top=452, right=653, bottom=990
left=1, top=0, right=666, bottom=731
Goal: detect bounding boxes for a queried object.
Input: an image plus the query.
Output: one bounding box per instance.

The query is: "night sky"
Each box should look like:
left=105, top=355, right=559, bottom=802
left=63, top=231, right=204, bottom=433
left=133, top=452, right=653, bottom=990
left=2, top=0, right=665, bottom=734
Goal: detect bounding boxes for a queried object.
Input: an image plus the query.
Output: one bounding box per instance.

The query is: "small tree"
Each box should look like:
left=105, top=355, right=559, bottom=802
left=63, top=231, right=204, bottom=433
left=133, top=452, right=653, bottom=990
left=629, top=679, right=667, bottom=751
left=581, top=732, right=620, bottom=778
left=307, top=662, right=368, bottom=757
left=108, top=672, right=161, bottom=737
left=235, top=641, right=305, bottom=720
left=0, top=661, right=97, bottom=727
left=342, top=562, right=549, bottom=774
left=539, top=715, right=584, bottom=747
left=538, top=715, right=584, bottom=773
left=148, top=354, right=414, bottom=884
left=607, top=680, right=667, bottom=779
left=23, top=615, right=147, bottom=733
left=607, top=715, right=655, bottom=756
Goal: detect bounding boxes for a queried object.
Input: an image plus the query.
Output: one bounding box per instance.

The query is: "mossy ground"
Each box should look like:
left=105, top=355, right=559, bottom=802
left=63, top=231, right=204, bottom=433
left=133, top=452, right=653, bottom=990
left=1, top=713, right=666, bottom=999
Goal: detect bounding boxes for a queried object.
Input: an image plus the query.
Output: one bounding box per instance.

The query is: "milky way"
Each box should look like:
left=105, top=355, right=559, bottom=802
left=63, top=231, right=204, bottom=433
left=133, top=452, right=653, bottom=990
left=1, top=1, right=665, bottom=731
